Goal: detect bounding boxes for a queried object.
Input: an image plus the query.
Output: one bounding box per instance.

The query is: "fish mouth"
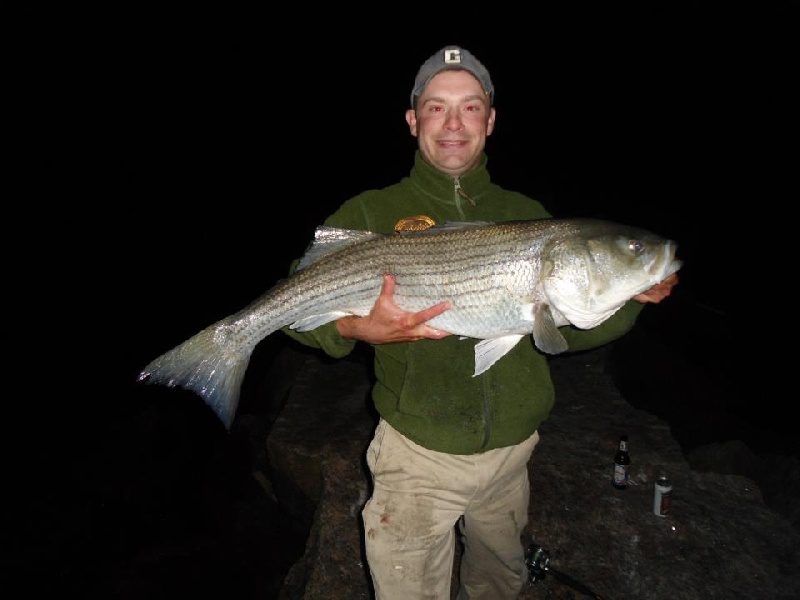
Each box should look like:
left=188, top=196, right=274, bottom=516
left=656, top=241, right=682, bottom=279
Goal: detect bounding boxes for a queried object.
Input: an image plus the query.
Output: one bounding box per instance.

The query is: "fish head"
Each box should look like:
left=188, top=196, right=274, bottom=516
left=542, top=224, right=682, bottom=329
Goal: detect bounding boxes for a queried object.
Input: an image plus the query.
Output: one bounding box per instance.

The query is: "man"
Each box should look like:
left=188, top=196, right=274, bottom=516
left=283, top=45, right=677, bottom=599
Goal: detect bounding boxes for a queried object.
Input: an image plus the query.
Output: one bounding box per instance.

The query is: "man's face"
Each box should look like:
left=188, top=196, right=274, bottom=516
left=406, top=70, right=496, bottom=178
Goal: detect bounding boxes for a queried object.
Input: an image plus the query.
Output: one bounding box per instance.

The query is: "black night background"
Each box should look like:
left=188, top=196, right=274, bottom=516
left=18, top=5, right=793, bottom=598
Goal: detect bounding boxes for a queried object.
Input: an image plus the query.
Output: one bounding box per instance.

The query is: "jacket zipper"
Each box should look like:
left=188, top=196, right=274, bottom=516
left=453, top=177, right=489, bottom=448
left=480, top=372, right=492, bottom=450
left=453, top=177, right=476, bottom=218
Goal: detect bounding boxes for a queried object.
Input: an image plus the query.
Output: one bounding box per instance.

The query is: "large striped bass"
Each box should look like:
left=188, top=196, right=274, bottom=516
left=138, top=218, right=681, bottom=428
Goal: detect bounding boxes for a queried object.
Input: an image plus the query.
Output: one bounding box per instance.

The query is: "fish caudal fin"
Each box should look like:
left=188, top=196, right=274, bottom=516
left=137, top=323, right=250, bottom=429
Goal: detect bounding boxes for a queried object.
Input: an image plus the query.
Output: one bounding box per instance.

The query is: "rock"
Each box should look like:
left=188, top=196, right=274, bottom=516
left=271, top=345, right=800, bottom=599
left=266, top=345, right=376, bottom=531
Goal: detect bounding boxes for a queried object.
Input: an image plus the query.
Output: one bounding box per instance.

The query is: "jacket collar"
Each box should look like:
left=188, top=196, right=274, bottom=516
left=409, top=151, right=492, bottom=201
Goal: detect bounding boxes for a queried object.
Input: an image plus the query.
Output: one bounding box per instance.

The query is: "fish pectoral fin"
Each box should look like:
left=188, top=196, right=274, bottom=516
left=290, top=311, right=352, bottom=332
left=473, top=335, right=525, bottom=377
left=532, top=305, right=569, bottom=354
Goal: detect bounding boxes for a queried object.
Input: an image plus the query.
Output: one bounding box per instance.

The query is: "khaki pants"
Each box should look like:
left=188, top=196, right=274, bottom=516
left=362, top=419, right=539, bottom=599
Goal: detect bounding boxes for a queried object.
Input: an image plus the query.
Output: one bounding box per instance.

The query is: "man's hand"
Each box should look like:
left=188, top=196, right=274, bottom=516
left=336, top=274, right=452, bottom=344
left=633, top=272, right=679, bottom=304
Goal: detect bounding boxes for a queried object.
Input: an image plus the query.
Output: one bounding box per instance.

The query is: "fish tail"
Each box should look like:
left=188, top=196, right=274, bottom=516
left=137, top=321, right=251, bottom=429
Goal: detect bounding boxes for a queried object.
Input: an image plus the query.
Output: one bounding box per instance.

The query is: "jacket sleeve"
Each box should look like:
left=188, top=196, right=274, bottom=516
left=559, top=299, right=646, bottom=353
left=282, top=320, right=357, bottom=358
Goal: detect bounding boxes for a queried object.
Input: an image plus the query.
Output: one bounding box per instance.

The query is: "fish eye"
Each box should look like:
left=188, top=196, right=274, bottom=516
left=628, top=239, right=644, bottom=254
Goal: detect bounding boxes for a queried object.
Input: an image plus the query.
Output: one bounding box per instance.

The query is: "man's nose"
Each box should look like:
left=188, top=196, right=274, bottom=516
left=444, top=111, right=464, bottom=131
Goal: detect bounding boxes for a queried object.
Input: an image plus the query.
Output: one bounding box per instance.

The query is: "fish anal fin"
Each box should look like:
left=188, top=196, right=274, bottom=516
left=473, top=335, right=525, bottom=376
left=290, top=311, right=352, bottom=332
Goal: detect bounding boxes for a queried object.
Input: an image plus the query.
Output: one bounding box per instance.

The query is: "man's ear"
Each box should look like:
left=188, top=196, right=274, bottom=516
left=405, top=109, right=418, bottom=137
left=486, top=107, right=496, bottom=136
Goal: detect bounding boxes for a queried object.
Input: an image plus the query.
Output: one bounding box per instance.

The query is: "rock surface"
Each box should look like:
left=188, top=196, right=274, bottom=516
left=22, top=300, right=798, bottom=599
left=271, top=344, right=800, bottom=600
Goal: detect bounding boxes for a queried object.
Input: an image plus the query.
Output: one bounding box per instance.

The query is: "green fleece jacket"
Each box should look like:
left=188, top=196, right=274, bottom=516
left=283, top=151, right=644, bottom=454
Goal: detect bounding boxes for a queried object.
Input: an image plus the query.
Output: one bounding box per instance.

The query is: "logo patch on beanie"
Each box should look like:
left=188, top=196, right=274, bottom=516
left=444, top=48, right=463, bottom=64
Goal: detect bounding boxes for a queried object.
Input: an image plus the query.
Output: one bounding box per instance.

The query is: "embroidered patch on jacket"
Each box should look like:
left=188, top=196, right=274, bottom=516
left=394, top=215, right=436, bottom=232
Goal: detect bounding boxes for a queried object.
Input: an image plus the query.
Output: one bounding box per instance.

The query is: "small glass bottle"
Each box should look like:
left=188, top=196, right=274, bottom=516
left=612, top=435, right=631, bottom=489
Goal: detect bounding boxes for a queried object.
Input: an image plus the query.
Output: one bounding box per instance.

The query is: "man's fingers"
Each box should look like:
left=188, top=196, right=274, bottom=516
left=409, top=301, right=451, bottom=326
left=379, top=272, right=451, bottom=336
left=380, top=273, right=396, bottom=297
left=424, top=326, right=451, bottom=339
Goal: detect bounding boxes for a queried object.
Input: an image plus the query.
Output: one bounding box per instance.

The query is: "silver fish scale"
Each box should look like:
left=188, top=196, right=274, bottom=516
left=240, top=221, right=557, bottom=342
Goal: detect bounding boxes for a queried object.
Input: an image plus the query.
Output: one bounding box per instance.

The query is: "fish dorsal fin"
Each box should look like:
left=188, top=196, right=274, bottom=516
left=531, top=304, right=569, bottom=355
left=296, top=226, right=384, bottom=271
